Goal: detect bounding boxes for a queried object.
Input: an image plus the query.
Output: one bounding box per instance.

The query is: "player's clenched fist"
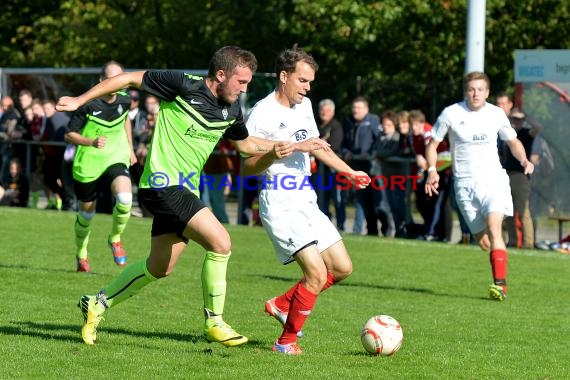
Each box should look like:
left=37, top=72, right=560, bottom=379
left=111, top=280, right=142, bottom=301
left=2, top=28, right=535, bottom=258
left=56, top=96, right=81, bottom=112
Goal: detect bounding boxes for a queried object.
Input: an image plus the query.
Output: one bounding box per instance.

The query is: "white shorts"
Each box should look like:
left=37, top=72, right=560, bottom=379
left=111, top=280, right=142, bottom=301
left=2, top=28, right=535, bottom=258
left=454, top=173, right=513, bottom=235
left=259, top=189, right=342, bottom=264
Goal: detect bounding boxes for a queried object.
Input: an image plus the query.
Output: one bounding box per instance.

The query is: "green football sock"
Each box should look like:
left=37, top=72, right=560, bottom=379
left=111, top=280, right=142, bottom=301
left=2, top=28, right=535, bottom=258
left=74, top=213, right=91, bottom=259
left=202, top=251, right=230, bottom=317
left=100, top=260, right=157, bottom=308
left=109, top=201, right=131, bottom=243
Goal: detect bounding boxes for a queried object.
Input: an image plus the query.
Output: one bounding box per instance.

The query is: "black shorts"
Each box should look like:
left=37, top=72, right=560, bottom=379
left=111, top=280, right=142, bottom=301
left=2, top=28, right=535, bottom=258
left=138, top=186, right=207, bottom=242
left=74, top=163, right=130, bottom=202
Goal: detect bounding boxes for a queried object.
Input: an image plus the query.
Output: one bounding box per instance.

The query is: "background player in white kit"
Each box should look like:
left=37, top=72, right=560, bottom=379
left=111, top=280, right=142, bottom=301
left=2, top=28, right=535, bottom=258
left=243, top=47, right=371, bottom=355
left=425, top=71, right=534, bottom=301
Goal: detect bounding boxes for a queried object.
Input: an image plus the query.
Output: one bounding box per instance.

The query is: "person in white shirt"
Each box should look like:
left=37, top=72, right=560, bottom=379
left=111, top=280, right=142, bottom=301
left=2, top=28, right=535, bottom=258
left=243, top=47, right=370, bottom=355
left=425, top=71, right=534, bottom=301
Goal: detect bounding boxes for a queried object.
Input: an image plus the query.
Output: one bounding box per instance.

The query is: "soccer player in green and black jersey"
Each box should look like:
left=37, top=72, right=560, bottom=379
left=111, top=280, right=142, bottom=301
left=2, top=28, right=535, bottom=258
left=65, top=61, right=137, bottom=273
left=57, top=46, right=330, bottom=347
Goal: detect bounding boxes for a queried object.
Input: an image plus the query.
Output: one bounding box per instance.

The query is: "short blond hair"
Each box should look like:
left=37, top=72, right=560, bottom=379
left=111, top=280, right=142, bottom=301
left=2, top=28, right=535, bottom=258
left=463, top=71, right=490, bottom=91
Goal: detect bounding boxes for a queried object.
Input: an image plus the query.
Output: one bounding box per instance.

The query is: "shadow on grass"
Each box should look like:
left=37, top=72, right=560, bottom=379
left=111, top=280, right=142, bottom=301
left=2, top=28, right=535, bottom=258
left=0, top=263, right=112, bottom=276
left=1, top=321, right=268, bottom=349
left=260, top=274, right=434, bottom=294
left=2, top=321, right=198, bottom=344
left=259, top=274, right=490, bottom=301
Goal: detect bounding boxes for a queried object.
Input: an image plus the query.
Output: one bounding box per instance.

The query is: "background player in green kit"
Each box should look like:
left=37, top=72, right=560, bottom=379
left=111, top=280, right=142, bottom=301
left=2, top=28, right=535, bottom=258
left=65, top=61, right=137, bottom=273
left=56, top=46, right=329, bottom=347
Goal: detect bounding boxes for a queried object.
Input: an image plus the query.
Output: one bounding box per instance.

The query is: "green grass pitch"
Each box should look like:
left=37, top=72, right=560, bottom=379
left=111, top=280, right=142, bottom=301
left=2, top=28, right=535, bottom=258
left=0, top=208, right=568, bottom=379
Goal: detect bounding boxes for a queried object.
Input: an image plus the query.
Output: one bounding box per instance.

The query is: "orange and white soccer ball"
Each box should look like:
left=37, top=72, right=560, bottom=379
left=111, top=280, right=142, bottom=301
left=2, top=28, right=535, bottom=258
left=361, top=315, right=403, bottom=356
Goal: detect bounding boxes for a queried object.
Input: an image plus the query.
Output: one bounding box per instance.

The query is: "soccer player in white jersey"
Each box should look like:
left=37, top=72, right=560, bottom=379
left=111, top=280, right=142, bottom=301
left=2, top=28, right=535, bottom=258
left=243, top=47, right=371, bottom=355
left=425, top=71, right=534, bottom=301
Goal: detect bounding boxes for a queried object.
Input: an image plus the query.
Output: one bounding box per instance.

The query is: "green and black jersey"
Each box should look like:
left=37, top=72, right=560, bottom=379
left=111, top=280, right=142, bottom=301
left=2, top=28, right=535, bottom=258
left=67, top=91, right=131, bottom=183
left=139, top=71, right=248, bottom=195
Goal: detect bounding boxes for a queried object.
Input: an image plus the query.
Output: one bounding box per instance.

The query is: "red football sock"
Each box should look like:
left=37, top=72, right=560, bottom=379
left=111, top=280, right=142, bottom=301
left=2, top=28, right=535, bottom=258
left=274, top=272, right=337, bottom=312
left=321, top=272, right=337, bottom=292
left=490, top=249, right=508, bottom=292
left=278, top=283, right=318, bottom=345
left=274, top=281, right=301, bottom=312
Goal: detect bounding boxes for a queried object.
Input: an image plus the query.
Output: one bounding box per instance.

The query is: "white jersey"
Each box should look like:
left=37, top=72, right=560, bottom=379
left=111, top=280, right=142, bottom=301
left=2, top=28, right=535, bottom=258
left=246, top=91, right=319, bottom=190
left=431, top=101, right=516, bottom=180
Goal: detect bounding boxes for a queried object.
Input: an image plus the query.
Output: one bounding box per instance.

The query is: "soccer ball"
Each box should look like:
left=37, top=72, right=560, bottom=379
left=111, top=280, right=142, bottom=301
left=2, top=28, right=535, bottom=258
left=361, top=315, right=403, bottom=356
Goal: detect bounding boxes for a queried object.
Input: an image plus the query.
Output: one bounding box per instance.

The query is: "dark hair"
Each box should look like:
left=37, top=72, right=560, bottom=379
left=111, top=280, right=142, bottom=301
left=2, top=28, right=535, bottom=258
left=208, top=46, right=257, bottom=79
left=19, top=89, right=32, bottom=98
left=495, top=91, right=512, bottom=102
left=100, top=60, right=124, bottom=79
left=352, top=96, right=368, bottom=108
left=381, top=110, right=399, bottom=127
left=275, top=46, right=319, bottom=76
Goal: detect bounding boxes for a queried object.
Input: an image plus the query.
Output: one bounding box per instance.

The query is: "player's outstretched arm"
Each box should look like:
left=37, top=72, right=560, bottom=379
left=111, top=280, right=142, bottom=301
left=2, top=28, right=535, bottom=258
left=312, top=148, right=351, bottom=173
left=56, top=71, right=146, bottom=112
left=234, top=136, right=292, bottom=157
left=506, top=138, right=535, bottom=175
left=293, top=137, right=330, bottom=153
left=312, top=149, right=370, bottom=189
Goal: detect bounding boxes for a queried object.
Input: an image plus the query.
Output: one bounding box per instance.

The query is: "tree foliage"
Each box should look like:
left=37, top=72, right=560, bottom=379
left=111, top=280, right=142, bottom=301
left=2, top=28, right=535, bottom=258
left=2, top=0, right=569, bottom=120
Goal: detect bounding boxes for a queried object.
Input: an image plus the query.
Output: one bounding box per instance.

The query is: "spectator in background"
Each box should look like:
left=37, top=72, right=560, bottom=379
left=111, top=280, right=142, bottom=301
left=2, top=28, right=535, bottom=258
left=315, top=98, right=346, bottom=231
left=32, top=99, right=63, bottom=210
left=397, top=110, right=415, bottom=229
left=529, top=131, right=554, bottom=245
left=501, top=110, right=536, bottom=249
left=28, top=99, right=47, bottom=208
left=343, top=96, right=381, bottom=236
left=495, top=91, right=514, bottom=118
left=409, top=110, right=433, bottom=235
left=397, top=110, right=410, bottom=137
left=128, top=90, right=148, bottom=153
left=43, top=99, right=70, bottom=132
left=17, top=90, right=33, bottom=119
left=44, top=99, right=71, bottom=210
left=60, top=119, right=79, bottom=212
left=409, top=109, right=453, bottom=241
left=0, top=157, right=29, bottom=207
left=144, top=95, right=160, bottom=127
left=16, top=90, right=35, bottom=171
left=0, top=96, right=23, bottom=183
left=375, top=110, right=409, bottom=237
left=19, top=106, right=42, bottom=208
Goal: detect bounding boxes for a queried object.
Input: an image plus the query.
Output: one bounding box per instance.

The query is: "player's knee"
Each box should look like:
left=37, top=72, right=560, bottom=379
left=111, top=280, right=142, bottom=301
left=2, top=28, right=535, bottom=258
left=335, top=262, right=353, bottom=282
left=147, top=265, right=170, bottom=278
left=305, top=270, right=328, bottom=292
left=115, top=192, right=132, bottom=208
left=208, top=237, right=232, bottom=254
left=478, top=237, right=490, bottom=251
left=78, top=210, right=95, bottom=221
